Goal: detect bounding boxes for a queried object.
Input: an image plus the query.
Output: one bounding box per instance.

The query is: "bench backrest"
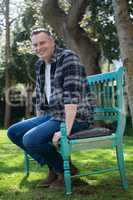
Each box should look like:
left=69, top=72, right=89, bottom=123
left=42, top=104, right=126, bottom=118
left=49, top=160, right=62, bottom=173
left=87, top=67, right=126, bottom=139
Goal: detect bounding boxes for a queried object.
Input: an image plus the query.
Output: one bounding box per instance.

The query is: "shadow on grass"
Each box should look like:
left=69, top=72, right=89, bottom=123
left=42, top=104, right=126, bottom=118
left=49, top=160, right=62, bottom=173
left=19, top=178, right=98, bottom=198
left=19, top=175, right=89, bottom=189
left=19, top=171, right=133, bottom=196
left=17, top=155, right=133, bottom=198
left=0, top=161, right=24, bottom=174
left=0, top=171, right=133, bottom=200
left=17, top=176, right=133, bottom=200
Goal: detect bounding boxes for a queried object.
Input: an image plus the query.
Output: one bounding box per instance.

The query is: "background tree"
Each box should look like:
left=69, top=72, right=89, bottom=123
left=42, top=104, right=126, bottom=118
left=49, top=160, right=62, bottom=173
left=0, top=0, right=24, bottom=127
left=0, top=0, right=29, bottom=126
left=42, top=0, right=101, bottom=74
left=1, top=0, right=132, bottom=127
left=112, top=0, right=133, bottom=126
left=10, top=0, right=44, bottom=118
left=3, top=0, right=12, bottom=128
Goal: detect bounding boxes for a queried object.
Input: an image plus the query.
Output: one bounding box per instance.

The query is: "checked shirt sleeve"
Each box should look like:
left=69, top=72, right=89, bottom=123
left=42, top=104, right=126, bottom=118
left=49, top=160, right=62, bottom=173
left=35, top=61, right=45, bottom=115
left=62, top=52, right=86, bottom=105
left=35, top=75, right=42, bottom=113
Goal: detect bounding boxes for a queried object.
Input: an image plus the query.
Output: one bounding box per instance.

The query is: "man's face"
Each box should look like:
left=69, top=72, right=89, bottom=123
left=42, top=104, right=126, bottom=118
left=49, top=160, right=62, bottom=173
left=31, top=32, right=55, bottom=63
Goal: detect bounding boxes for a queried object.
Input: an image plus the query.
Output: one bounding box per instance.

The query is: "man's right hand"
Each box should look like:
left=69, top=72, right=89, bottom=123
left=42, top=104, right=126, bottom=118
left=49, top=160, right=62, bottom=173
left=36, top=111, right=44, bottom=117
left=52, top=131, right=61, bottom=149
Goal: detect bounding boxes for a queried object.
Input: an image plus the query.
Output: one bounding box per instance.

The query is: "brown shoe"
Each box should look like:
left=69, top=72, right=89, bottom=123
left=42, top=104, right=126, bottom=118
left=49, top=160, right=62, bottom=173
left=70, top=163, right=79, bottom=176
left=50, top=173, right=64, bottom=188
left=49, top=165, right=78, bottom=189
left=37, top=170, right=57, bottom=188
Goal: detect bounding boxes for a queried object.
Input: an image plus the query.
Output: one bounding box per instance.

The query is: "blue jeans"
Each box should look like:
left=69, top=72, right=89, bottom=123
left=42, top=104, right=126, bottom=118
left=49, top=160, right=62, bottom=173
left=7, top=115, right=89, bottom=173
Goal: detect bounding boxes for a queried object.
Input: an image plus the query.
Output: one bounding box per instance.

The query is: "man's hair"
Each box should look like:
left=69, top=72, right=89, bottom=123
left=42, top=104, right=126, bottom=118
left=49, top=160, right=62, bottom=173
left=31, top=28, right=51, bottom=37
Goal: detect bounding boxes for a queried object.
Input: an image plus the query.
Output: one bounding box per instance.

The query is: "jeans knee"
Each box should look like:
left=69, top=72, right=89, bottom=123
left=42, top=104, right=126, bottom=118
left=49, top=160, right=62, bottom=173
left=23, top=134, right=29, bottom=149
left=7, top=125, right=16, bottom=140
left=23, top=134, right=35, bottom=149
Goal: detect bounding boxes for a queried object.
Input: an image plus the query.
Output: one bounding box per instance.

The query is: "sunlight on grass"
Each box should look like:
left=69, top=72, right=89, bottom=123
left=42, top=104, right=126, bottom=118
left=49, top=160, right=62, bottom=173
left=0, top=129, right=133, bottom=200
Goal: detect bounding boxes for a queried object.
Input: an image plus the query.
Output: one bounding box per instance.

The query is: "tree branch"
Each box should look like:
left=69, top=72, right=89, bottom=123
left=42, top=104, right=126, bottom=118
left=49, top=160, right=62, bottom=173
left=67, top=0, right=89, bottom=29
left=0, top=0, right=6, bottom=15
left=42, top=0, right=67, bottom=34
left=112, top=0, right=130, bottom=24
left=9, top=17, right=16, bottom=25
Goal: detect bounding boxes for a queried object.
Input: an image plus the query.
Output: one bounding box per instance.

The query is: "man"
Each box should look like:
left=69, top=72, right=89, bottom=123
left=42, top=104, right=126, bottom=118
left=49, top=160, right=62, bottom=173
left=7, top=28, right=94, bottom=187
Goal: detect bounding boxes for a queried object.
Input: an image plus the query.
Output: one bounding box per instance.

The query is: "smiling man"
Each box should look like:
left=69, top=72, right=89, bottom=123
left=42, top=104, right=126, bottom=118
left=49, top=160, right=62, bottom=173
left=7, top=28, right=94, bottom=188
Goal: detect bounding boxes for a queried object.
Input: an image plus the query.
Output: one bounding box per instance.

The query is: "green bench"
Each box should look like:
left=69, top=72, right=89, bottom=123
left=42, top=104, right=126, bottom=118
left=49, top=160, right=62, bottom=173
left=24, top=67, right=128, bottom=195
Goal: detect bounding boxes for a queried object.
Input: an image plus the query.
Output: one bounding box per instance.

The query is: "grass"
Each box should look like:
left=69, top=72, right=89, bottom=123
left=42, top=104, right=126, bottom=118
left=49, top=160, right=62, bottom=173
left=0, top=129, right=133, bottom=200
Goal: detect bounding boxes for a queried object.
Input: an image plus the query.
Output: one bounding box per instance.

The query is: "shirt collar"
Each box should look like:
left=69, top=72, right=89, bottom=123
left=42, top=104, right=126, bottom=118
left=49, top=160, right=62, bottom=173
left=50, top=45, right=64, bottom=63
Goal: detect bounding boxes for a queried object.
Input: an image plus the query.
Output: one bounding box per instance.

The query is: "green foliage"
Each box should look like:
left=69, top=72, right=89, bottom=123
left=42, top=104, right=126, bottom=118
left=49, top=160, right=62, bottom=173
left=0, top=129, right=133, bottom=199
left=8, top=0, right=66, bottom=87
left=58, top=0, right=71, bottom=13
left=22, top=7, right=37, bottom=32
left=11, top=41, right=37, bottom=85
left=81, top=0, right=120, bottom=63
left=9, top=0, right=44, bottom=85
left=1, top=0, right=133, bottom=126
left=14, top=31, right=30, bottom=42
left=22, top=0, right=46, bottom=30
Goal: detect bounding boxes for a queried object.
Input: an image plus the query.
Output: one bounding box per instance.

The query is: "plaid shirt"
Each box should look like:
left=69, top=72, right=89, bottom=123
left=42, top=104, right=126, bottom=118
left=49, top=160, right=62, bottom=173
left=35, top=46, right=94, bottom=122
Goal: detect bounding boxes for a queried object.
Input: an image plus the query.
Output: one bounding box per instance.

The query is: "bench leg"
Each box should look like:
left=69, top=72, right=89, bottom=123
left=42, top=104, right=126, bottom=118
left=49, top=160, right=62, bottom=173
left=63, top=159, right=72, bottom=195
left=116, top=145, right=128, bottom=189
left=24, top=151, right=29, bottom=176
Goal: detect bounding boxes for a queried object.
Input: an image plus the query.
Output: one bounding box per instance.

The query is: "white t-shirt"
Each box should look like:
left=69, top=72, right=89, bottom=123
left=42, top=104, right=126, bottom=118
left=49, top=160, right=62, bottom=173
left=45, top=63, right=51, bottom=104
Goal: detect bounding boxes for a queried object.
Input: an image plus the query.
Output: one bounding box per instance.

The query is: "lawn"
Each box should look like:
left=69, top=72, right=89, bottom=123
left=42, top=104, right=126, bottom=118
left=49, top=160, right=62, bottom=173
left=0, top=129, right=133, bottom=200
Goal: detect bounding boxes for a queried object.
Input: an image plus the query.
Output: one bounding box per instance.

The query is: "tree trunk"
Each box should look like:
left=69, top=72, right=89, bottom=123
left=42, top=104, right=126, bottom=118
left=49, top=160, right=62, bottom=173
left=42, top=0, right=100, bottom=75
left=25, top=85, right=33, bottom=118
left=4, top=0, right=11, bottom=128
left=112, top=0, right=133, bottom=126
